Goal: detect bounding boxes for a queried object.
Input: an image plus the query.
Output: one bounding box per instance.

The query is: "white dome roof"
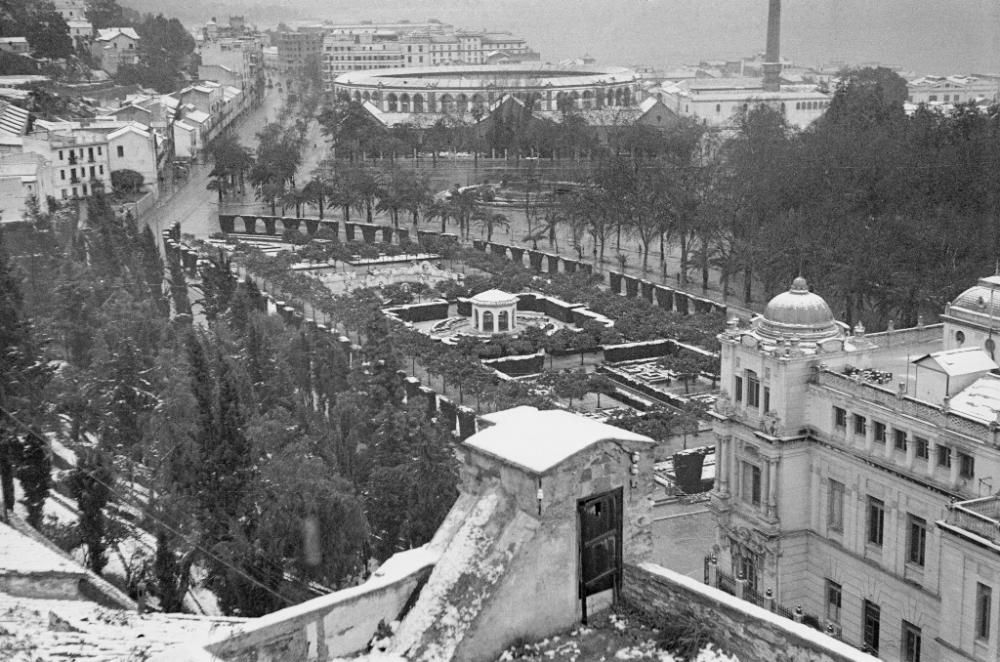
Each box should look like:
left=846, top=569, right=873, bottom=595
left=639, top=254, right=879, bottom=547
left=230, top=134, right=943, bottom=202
left=755, top=277, right=842, bottom=342
left=470, top=289, right=518, bottom=306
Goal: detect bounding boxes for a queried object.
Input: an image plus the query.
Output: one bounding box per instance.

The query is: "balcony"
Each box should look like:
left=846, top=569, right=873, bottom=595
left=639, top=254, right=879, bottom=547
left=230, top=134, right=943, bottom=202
left=944, top=496, right=1000, bottom=544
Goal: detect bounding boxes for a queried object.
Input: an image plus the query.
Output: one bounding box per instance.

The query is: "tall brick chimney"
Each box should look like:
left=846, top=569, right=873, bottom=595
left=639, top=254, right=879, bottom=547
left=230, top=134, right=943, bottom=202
left=762, top=0, right=782, bottom=92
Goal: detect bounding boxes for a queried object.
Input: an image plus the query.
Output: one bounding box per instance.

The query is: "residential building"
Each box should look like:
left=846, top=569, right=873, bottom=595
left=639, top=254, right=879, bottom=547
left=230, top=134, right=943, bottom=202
left=709, top=274, right=1000, bottom=661
left=198, top=36, right=264, bottom=95
left=0, top=38, right=30, bottom=56
left=52, top=0, right=87, bottom=22
left=322, top=32, right=405, bottom=77
left=91, top=28, right=140, bottom=76
left=66, top=20, right=94, bottom=47
left=907, top=75, right=999, bottom=106
left=658, top=77, right=830, bottom=129
left=0, top=153, right=51, bottom=223
left=275, top=31, right=323, bottom=76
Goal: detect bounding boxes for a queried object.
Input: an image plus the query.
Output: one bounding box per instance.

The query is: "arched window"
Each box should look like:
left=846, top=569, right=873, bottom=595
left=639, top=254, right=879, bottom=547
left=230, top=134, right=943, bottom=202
left=986, top=338, right=995, bottom=359
left=498, top=310, right=509, bottom=331
left=413, top=94, right=424, bottom=113
left=400, top=93, right=410, bottom=113
left=482, top=311, right=494, bottom=332
left=387, top=93, right=398, bottom=112
left=474, top=310, right=479, bottom=329
left=956, top=330, right=966, bottom=346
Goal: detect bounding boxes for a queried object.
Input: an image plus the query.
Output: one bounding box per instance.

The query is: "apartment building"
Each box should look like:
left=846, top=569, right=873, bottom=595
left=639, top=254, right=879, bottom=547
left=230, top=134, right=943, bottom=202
left=710, top=275, right=1000, bottom=661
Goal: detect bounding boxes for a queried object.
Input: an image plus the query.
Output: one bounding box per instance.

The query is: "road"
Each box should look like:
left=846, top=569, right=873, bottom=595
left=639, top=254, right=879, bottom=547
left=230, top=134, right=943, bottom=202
left=143, top=81, right=291, bottom=241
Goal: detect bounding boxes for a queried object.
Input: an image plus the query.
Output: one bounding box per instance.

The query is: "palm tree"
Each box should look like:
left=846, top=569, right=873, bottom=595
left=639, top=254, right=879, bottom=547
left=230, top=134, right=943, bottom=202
left=302, top=177, right=329, bottom=218
left=425, top=198, right=453, bottom=234
left=471, top=209, right=509, bottom=242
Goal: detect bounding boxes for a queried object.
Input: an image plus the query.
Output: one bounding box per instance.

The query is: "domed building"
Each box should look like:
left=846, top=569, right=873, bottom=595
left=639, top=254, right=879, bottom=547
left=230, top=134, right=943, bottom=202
left=709, top=273, right=1000, bottom=661
left=942, top=274, right=1000, bottom=358
left=752, top=276, right=845, bottom=345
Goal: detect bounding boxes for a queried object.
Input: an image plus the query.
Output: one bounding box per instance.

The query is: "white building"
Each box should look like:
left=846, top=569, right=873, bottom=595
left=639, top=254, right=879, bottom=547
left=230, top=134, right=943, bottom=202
left=907, top=75, right=999, bottom=106
left=659, top=77, right=830, bottom=130
left=0, top=153, right=51, bottom=223
left=709, top=274, right=1000, bottom=661
left=91, top=28, right=140, bottom=76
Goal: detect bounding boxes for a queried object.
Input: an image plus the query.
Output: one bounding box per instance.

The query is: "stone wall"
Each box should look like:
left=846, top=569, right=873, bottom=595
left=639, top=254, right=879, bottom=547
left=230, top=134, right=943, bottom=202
left=622, top=563, right=880, bottom=662
left=206, top=549, right=435, bottom=661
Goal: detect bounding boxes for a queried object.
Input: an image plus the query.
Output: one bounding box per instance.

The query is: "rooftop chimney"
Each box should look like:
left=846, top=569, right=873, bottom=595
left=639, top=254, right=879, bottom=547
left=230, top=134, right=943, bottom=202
left=763, top=0, right=782, bottom=92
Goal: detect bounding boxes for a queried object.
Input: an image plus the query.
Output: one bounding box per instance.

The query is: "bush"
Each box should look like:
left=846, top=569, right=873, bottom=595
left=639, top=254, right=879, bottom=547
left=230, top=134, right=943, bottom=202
left=656, top=607, right=716, bottom=659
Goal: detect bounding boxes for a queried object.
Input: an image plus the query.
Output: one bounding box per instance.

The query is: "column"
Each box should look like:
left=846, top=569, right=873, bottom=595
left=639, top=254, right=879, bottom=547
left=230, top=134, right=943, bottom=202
left=926, top=439, right=937, bottom=477
left=905, top=433, right=916, bottom=470
left=767, top=458, right=778, bottom=519
left=864, top=418, right=875, bottom=454
left=760, top=458, right=770, bottom=513
left=884, top=427, right=894, bottom=460
left=949, top=447, right=960, bottom=487
left=717, top=436, right=729, bottom=496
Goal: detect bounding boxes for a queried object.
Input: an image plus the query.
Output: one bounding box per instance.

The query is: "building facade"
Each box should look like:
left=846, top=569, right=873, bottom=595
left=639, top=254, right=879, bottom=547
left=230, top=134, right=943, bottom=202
left=275, top=31, right=323, bottom=76
left=333, top=65, right=641, bottom=114
left=659, top=78, right=830, bottom=129
left=709, top=275, right=1000, bottom=662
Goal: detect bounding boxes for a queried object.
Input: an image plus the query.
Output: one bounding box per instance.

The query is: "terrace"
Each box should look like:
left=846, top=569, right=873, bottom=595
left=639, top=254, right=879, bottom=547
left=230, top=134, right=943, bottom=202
left=942, top=496, right=1000, bottom=547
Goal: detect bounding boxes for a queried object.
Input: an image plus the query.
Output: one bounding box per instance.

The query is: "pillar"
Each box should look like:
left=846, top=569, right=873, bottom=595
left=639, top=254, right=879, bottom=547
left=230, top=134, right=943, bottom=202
left=760, top=458, right=770, bottom=513
left=950, top=447, right=960, bottom=487
left=864, top=418, right=875, bottom=454
left=717, top=436, right=729, bottom=496
left=905, top=433, right=916, bottom=470
left=767, top=458, right=778, bottom=519
left=884, top=427, right=895, bottom=460
left=926, top=439, right=937, bottom=477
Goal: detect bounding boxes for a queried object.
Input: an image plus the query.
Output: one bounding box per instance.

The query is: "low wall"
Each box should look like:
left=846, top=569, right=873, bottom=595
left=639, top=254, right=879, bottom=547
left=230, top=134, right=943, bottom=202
left=206, top=548, right=436, bottom=661
left=623, top=563, right=880, bottom=662
left=482, top=352, right=545, bottom=376
left=386, top=300, right=449, bottom=323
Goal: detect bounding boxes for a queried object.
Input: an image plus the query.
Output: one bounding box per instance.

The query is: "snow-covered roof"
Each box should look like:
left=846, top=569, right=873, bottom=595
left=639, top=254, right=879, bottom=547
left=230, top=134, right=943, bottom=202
left=950, top=373, right=1000, bottom=424
left=0, top=522, right=84, bottom=576
left=470, top=288, right=518, bottom=305
left=107, top=124, right=151, bottom=140
left=914, top=347, right=998, bottom=377
left=182, top=109, right=210, bottom=124
left=96, top=27, right=140, bottom=42
left=467, top=406, right=653, bottom=473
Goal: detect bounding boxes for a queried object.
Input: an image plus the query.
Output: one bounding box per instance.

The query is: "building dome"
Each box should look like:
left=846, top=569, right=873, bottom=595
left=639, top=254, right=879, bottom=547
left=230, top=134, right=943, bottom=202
left=755, top=277, right=842, bottom=342
left=947, top=276, right=1000, bottom=327
left=470, top=289, right=519, bottom=306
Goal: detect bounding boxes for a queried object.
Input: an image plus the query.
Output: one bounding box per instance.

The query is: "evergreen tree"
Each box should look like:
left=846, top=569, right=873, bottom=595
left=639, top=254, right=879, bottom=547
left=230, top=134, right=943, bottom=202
left=16, top=430, right=50, bottom=528
left=68, top=448, right=114, bottom=574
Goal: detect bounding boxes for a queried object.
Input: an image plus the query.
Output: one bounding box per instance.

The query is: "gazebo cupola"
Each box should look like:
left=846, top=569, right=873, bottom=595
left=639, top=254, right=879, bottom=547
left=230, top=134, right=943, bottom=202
left=470, top=289, right=518, bottom=333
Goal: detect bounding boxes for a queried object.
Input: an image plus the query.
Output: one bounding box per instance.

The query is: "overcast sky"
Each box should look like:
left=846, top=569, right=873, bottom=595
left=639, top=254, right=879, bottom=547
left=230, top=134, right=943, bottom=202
left=137, top=0, right=1000, bottom=74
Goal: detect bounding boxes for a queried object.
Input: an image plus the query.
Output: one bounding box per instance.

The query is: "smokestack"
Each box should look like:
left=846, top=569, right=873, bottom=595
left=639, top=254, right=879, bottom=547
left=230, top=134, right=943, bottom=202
left=763, top=0, right=782, bottom=92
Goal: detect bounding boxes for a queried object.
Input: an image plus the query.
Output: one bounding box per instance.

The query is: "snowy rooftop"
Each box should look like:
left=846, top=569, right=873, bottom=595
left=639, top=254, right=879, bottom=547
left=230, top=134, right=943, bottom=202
left=468, top=406, right=653, bottom=473
left=0, top=522, right=84, bottom=576
left=914, top=347, right=998, bottom=377
left=949, top=374, right=1000, bottom=424
left=0, top=591, right=243, bottom=661
left=470, top=288, right=518, bottom=305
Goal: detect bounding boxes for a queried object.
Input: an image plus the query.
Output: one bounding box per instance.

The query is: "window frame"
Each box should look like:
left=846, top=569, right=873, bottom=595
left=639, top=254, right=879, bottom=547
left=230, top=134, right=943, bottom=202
left=825, top=579, right=842, bottom=624
left=915, top=437, right=929, bottom=460
left=902, top=620, right=922, bottom=662
left=894, top=429, right=907, bottom=451
left=867, top=496, right=885, bottom=546
left=873, top=421, right=886, bottom=444
left=976, top=583, right=992, bottom=640
left=907, top=514, right=926, bottom=567
left=746, top=370, right=760, bottom=408
left=937, top=445, right=952, bottom=468
left=863, top=599, right=881, bottom=655
left=834, top=407, right=847, bottom=429
left=734, top=375, right=743, bottom=403
left=959, top=452, right=975, bottom=479
left=854, top=414, right=867, bottom=436
left=742, top=461, right=762, bottom=507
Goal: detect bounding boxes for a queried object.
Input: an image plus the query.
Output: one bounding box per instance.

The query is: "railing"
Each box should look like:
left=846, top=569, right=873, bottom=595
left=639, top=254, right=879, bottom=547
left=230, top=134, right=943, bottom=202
left=947, top=496, right=1000, bottom=543
left=704, top=555, right=822, bottom=631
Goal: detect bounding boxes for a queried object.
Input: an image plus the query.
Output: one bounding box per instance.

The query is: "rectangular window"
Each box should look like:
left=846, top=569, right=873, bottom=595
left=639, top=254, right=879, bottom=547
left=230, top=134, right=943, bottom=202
left=58, top=150, right=63, bottom=160
left=854, top=414, right=867, bottom=436
left=763, top=387, right=770, bottom=412
left=915, top=437, right=929, bottom=459
left=734, top=376, right=743, bottom=402
left=742, top=462, right=761, bottom=507
left=874, top=421, right=886, bottom=444
left=959, top=452, right=975, bottom=479
left=60, top=170, right=65, bottom=180
left=907, top=515, right=926, bottom=566
left=937, top=445, right=951, bottom=467
left=894, top=429, right=907, bottom=450
left=863, top=600, right=881, bottom=654
left=977, top=583, right=992, bottom=640
left=825, top=579, right=842, bottom=624
left=834, top=407, right=847, bottom=428
left=902, top=621, right=922, bottom=662
left=116, top=145, right=124, bottom=157
left=746, top=371, right=760, bottom=408
left=828, top=479, right=844, bottom=531
left=867, top=497, right=885, bottom=546
left=97, top=147, right=102, bottom=156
